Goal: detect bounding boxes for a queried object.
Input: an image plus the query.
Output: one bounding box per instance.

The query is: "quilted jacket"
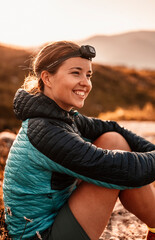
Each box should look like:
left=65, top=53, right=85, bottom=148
left=3, top=89, right=155, bottom=239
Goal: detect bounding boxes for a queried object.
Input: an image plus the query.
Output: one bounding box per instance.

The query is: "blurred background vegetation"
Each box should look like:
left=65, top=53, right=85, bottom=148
left=0, top=44, right=155, bottom=132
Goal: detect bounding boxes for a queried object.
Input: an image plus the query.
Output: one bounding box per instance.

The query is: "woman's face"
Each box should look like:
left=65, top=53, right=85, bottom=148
left=43, top=57, right=93, bottom=111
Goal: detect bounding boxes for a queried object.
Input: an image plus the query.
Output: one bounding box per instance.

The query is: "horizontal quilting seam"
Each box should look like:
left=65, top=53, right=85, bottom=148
left=147, top=153, right=155, bottom=180
left=28, top=120, right=45, bottom=143
left=55, top=135, right=80, bottom=166
left=77, top=143, right=92, bottom=165
left=48, top=132, right=75, bottom=163
left=85, top=150, right=108, bottom=173
left=133, top=153, right=141, bottom=178
left=85, top=147, right=101, bottom=166
left=27, top=97, right=40, bottom=116
left=137, top=153, right=151, bottom=181
left=45, top=131, right=69, bottom=158
left=42, top=97, right=53, bottom=115
left=41, top=127, right=67, bottom=152
left=61, top=140, right=90, bottom=170
left=126, top=152, right=137, bottom=181
left=136, top=154, right=143, bottom=178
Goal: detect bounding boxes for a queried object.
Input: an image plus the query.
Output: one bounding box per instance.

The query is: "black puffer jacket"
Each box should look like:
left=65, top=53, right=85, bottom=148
left=14, top=89, right=155, bottom=188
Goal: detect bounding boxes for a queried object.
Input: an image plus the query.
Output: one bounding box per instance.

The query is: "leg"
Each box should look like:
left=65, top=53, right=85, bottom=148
left=98, top=133, right=155, bottom=228
left=69, top=132, right=131, bottom=240
left=119, top=184, right=155, bottom=228
left=69, top=182, right=119, bottom=240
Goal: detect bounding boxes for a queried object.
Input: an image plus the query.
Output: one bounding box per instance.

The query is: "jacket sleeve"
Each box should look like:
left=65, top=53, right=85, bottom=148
left=75, top=114, right=155, bottom=152
left=27, top=118, right=155, bottom=189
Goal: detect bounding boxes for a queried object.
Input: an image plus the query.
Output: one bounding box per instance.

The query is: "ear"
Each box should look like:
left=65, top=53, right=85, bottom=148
left=41, top=71, right=52, bottom=88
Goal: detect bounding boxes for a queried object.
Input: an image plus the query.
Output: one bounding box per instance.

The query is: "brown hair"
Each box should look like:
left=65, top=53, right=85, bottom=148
left=23, top=41, right=80, bottom=94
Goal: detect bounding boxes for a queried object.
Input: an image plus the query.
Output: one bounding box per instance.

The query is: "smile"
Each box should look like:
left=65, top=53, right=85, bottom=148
left=73, top=90, right=85, bottom=97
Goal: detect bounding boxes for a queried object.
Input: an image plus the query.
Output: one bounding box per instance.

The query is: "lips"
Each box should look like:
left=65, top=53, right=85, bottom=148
left=73, top=90, right=85, bottom=96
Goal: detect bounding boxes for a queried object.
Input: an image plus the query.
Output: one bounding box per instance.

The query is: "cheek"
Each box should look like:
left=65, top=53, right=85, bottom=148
left=89, top=82, right=92, bottom=92
left=56, top=84, right=71, bottom=97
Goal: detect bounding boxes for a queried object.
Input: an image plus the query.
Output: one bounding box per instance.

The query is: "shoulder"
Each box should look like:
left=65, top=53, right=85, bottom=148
left=28, top=117, right=73, bottom=130
left=27, top=117, right=78, bottom=152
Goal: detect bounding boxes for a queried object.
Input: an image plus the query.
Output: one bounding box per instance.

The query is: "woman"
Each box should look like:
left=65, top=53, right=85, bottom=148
left=3, top=41, right=155, bottom=240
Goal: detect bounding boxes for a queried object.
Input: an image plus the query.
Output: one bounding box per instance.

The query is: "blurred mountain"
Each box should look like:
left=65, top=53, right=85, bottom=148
left=81, top=64, right=155, bottom=117
left=78, top=31, right=155, bottom=70
left=0, top=42, right=155, bottom=131
left=0, top=44, right=31, bottom=131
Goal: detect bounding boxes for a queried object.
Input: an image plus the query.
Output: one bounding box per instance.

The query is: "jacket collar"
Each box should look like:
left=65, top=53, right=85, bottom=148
left=14, top=89, right=77, bottom=124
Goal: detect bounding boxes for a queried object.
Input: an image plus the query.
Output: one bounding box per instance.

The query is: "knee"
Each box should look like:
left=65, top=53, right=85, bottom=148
left=72, top=181, right=120, bottom=201
left=93, top=132, right=131, bottom=151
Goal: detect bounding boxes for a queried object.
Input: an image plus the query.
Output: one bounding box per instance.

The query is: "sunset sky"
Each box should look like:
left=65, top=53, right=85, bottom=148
left=1, top=0, right=155, bottom=47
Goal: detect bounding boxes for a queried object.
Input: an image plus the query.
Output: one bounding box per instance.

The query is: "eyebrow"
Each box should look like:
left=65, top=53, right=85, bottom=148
left=69, top=67, right=92, bottom=73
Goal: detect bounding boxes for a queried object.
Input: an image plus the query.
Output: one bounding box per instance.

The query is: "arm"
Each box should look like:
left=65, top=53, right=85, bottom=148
left=75, top=113, right=155, bottom=152
left=27, top=118, right=155, bottom=189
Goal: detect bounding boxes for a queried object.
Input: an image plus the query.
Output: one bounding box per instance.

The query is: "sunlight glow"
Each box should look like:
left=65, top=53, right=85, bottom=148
left=0, top=0, right=155, bottom=47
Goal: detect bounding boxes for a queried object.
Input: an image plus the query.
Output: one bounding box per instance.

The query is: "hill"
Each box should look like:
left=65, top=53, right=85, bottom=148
left=78, top=31, right=155, bottom=69
left=0, top=45, right=31, bottom=131
left=81, top=64, right=155, bottom=117
left=0, top=44, right=155, bottom=131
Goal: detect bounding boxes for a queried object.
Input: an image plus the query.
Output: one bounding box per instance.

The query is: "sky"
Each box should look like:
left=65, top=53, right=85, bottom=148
left=0, top=0, right=155, bottom=47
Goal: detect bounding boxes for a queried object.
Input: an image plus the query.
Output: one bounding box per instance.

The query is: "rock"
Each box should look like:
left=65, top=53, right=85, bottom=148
left=0, top=131, right=16, bottom=172
left=0, top=131, right=16, bottom=148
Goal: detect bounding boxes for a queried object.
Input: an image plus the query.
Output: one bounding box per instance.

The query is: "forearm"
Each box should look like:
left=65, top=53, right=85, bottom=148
left=76, top=114, right=155, bottom=152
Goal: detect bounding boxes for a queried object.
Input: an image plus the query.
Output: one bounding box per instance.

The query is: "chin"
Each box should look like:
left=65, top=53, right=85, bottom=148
left=72, top=100, right=85, bottom=109
left=75, top=103, right=84, bottom=109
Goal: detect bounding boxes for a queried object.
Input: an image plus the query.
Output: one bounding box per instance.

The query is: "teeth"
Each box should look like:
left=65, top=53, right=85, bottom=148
left=74, top=91, right=85, bottom=96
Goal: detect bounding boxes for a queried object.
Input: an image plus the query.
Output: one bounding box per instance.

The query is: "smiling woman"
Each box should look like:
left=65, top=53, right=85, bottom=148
left=41, top=58, right=92, bottom=111
left=23, top=42, right=94, bottom=110
left=3, top=41, right=155, bottom=240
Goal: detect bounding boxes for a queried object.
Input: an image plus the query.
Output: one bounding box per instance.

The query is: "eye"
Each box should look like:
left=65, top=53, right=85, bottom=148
left=72, top=71, right=80, bottom=75
left=86, top=74, right=92, bottom=79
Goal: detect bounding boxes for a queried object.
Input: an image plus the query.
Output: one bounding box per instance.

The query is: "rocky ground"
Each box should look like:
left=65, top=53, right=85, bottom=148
left=0, top=121, right=155, bottom=239
left=100, top=199, right=148, bottom=240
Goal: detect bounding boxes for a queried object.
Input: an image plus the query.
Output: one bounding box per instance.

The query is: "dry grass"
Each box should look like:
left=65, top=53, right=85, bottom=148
left=98, top=102, right=155, bottom=121
left=0, top=148, right=9, bottom=239
left=0, top=133, right=15, bottom=239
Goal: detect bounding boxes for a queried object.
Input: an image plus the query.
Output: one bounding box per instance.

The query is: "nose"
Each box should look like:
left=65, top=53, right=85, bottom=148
left=79, top=76, right=92, bottom=88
